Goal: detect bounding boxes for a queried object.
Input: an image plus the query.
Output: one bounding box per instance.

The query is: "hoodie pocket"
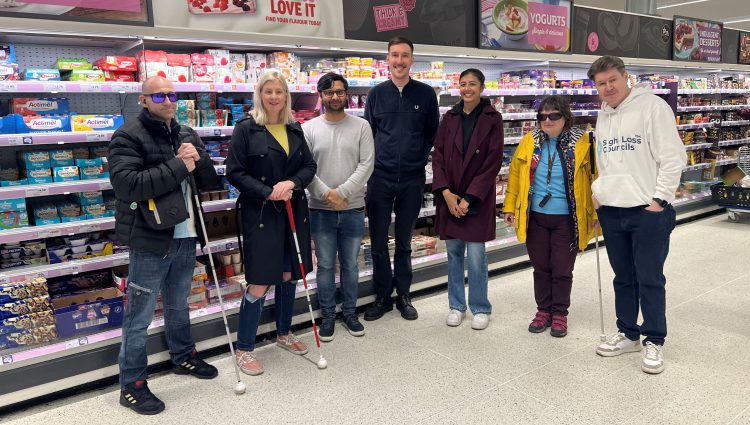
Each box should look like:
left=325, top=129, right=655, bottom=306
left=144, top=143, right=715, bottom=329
left=592, top=174, right=648, bottom=207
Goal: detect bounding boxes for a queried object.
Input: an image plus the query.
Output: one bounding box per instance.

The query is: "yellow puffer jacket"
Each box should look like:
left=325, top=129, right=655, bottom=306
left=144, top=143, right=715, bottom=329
left=502, top=130, right=598, bottom=251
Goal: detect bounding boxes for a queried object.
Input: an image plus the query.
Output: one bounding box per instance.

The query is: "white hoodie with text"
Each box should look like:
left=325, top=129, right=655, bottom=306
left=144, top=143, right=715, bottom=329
left=592, top=86, right=687, bottom=207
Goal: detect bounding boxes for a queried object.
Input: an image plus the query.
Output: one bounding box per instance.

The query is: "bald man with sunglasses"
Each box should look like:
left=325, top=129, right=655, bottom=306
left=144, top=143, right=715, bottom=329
left=108, top=76, right=220, bottom=415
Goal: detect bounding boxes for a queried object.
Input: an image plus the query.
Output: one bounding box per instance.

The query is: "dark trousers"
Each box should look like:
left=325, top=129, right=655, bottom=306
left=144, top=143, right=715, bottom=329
left=526, top=212, right=578, bottom=316
left=365, top=176, right=424, bottom=300
left=597, top=205, right=676, bottom=346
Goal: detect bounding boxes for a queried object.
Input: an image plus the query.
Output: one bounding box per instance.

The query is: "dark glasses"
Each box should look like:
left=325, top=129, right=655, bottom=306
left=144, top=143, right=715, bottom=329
left=144, top=92, right=177, bottom=103
left=537, top=112, right=564, bottom=121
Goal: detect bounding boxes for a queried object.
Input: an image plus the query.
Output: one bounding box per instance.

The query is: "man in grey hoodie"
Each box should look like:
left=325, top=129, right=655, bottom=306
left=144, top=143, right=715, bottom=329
left=588, top=56, right=686, bottom=374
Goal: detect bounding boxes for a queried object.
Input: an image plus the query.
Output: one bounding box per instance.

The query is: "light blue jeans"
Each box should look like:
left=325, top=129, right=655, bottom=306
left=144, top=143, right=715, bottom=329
left=445, top=239, right=491, bottom=315
left=310, top=208, right=365, bottom=319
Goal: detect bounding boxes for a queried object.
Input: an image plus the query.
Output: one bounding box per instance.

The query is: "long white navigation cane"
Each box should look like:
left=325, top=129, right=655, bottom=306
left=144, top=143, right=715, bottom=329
left=194, top=193, right=246, bottom=394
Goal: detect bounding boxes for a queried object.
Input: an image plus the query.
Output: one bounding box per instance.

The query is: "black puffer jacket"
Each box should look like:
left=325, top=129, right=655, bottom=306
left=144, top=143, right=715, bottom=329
left=108, top=109, right=220, bottom=255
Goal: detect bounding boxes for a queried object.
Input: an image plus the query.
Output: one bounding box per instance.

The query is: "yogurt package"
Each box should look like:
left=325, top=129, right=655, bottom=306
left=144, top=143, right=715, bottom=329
left=71, top=115, right=124, bottom=132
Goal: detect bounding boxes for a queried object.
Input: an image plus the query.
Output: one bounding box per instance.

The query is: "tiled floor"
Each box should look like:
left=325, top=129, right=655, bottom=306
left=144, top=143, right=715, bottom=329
left=3, top=214, right=749, bottom=425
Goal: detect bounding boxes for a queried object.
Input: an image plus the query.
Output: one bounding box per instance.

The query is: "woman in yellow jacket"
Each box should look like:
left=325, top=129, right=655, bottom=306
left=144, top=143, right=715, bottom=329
left=502, top=95, right=597, bottom=337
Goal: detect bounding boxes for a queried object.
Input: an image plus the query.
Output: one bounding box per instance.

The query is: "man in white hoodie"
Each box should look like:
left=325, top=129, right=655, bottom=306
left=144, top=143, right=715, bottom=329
left=588, top=56, right=686, bottom=374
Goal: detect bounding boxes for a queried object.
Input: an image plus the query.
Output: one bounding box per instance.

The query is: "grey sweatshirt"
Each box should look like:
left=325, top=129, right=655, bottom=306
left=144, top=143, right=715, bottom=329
left=302, top=114, right=375, bottom=210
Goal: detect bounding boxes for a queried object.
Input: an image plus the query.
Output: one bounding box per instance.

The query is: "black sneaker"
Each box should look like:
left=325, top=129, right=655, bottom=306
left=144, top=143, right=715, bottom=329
left=343, top=314, right=365, bottom=337
left=319, top=317, right=335, bottom=342
left=364, top=297, right=393, bottom=321
left=173, top=350, right=218, bottom=379
left=120, top=381, right=165, bottom=415
left=396, top=295, right=418, bottom=320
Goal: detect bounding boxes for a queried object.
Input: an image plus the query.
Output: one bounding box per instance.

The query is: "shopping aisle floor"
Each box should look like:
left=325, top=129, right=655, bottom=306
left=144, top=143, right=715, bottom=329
left=3, top=214, right=749, bottom=425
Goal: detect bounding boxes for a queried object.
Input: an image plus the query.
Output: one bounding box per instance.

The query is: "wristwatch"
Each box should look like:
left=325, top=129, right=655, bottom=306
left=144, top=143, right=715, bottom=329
left=652, top=198, right=668, bottom=207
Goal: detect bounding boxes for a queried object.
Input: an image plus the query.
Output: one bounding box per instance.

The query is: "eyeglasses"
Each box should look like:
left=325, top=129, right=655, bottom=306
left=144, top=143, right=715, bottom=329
left=144, top=92, right=177, bottom=103
left=322, top=89, right=347, bottom=98
left=537, top=112, right=564, bottom=122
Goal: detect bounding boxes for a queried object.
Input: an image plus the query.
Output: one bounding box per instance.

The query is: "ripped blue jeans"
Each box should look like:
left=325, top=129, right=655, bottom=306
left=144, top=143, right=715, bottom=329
left=118, top=238, right=197, bottom=387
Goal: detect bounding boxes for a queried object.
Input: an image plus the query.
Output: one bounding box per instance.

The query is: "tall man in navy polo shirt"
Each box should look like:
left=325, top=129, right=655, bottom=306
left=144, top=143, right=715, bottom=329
left=363, top=36, right=440, bottom=321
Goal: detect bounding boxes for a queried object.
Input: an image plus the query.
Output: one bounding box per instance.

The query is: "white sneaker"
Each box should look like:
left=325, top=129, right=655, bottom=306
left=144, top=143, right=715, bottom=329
left=471, top=313, right=490, bottom=330
left=642, top=342, right=665, bottom=374
left=446, top=309, right=465, bottom=327
left=596, top=332, right=641, bottom=357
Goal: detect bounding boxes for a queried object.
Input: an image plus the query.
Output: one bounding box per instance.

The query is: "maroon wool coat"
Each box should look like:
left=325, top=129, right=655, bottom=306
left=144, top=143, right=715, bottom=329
left=432, top=102, right=504, bottom=242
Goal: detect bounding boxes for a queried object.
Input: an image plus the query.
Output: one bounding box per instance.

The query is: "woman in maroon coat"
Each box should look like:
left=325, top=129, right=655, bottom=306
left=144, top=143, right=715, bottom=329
left=432, top=68, right=504, bottom=330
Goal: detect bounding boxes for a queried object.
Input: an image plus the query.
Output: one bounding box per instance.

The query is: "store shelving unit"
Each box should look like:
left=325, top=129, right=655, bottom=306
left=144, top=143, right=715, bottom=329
left=0, top=25, right=748, bottom=409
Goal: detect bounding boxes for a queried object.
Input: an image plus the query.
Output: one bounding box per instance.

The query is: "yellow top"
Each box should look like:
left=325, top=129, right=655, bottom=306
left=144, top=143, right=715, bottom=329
left=266, top=124, right=289, bottom=155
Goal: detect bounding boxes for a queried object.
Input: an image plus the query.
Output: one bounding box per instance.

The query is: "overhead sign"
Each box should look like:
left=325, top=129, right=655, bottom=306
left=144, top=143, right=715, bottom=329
left=479, top=0, right=572, bottom=53
left=673, top=16, right=722, bottom=63
left=343, top=0, right=477, bottom=48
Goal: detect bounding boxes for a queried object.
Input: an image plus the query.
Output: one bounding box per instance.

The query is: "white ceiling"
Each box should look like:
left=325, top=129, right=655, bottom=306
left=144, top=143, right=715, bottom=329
left=575, top=0, right=750, bottom=31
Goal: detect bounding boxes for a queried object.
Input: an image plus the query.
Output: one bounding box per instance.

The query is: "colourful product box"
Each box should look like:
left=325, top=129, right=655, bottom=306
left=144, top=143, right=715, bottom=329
left=0, top=178, right=27, bottom=187
left=12, top=98, right=70, bottom=116
left=0, top=198, right=27, bottom=213
left=93, top=56, right=137, bottom=72
left=71, top=114, right=124, bottom=132
left=90, top=146, right=108, bottom=158
left=82, top=203, right=107, bottom=217
left=0, top=115, right=16, bottom=134
left=32, top=203, right=59, bottom=226
left=24, top=69, right=61, bottom=81
left=0, top=44, right=16, bottom=64
left=52, top=287, right=124, bottom=338
left=76, top=158, right=107, bottom=180
left=21, top=151, right=51, bottom=169
left=55, top=58, right=92, bottom=70
left=64, top=69, right=105, bottom=82
left=24, top=168, right=52, bottom=185
left=0, top=310, right=56, bottom=337
left=102, top=71, right=136, bottom=82
left=0, top=324, right=57, bottom=350
left=50, top=149, right=74, bottom=167
left=0, top=295, right=51, bottom=320
left=15, top=114, right=71, bottom=133
left=72, top=190, right=104, bottom=206
left=0, top=277, right=48, bottom=304
left=0, top=211, right=28, bottom=229
left=0, top=63, right=20, bottom=81
left=56, top=201, right=81, bottom=219
left=72, top=147, right=90, bottom=160
left=53, top=166, right=80, bottom=182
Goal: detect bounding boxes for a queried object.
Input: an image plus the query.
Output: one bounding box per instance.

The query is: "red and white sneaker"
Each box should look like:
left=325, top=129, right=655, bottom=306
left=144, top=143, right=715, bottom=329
left=235, top=349, right=264, bottom=376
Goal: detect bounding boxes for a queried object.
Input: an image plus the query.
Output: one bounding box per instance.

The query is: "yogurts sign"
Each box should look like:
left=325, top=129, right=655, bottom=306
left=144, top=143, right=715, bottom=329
left=479, top=0, right=572, bottom=52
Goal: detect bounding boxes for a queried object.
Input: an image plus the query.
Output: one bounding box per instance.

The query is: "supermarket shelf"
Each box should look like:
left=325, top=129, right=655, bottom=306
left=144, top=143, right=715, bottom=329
left=446, top=88, right=669, bottom=97
left=0, top=130, right=113, bottom=147
left=0, top=79, right=450, bottom=95
left=0, top=217, right=115, bottom=245
left=718, top=138, right=750, bottom=147
left=683, top=159, right=739, bottom=173
left=0, top=81, right=141, bottom=94
left=0, top=126, right=233, bottom=147
left=677, top=104, right=749, bottom=112
left=193, top=126, right=234, bottom=138
left=0, top=235, right=240, bottom=284
left=676, top=122, right=715, bottom=130
left=683, top=163, right=712, bottom=172
left=0, top=233, right=518, bottom=368
left=678, top=89, right=750, bottom=95
left=673, top=190, right=712, bottom=206
left=720, top=120, right=750, bottom=127
left=0, top=178, right=111, bottom=201
left=715, top=158, right=739, bottom=166
left=504, top=136, right=523, bottom=145
left=684, top=143, right=713, bottom=151
left=201, top=198, right=237, bottom=212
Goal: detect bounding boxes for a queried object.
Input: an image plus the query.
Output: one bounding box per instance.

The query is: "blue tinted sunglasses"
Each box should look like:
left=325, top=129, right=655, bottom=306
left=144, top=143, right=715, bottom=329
left=144, top=92, right=177, bottom=103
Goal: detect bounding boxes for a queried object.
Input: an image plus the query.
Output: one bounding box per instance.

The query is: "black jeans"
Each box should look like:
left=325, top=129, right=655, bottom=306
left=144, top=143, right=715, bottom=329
left=597, top=205, right=676, bottom=346
left=365, top=176, right=424, bottom=300
left=525, top=212, right=578, bottom=316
